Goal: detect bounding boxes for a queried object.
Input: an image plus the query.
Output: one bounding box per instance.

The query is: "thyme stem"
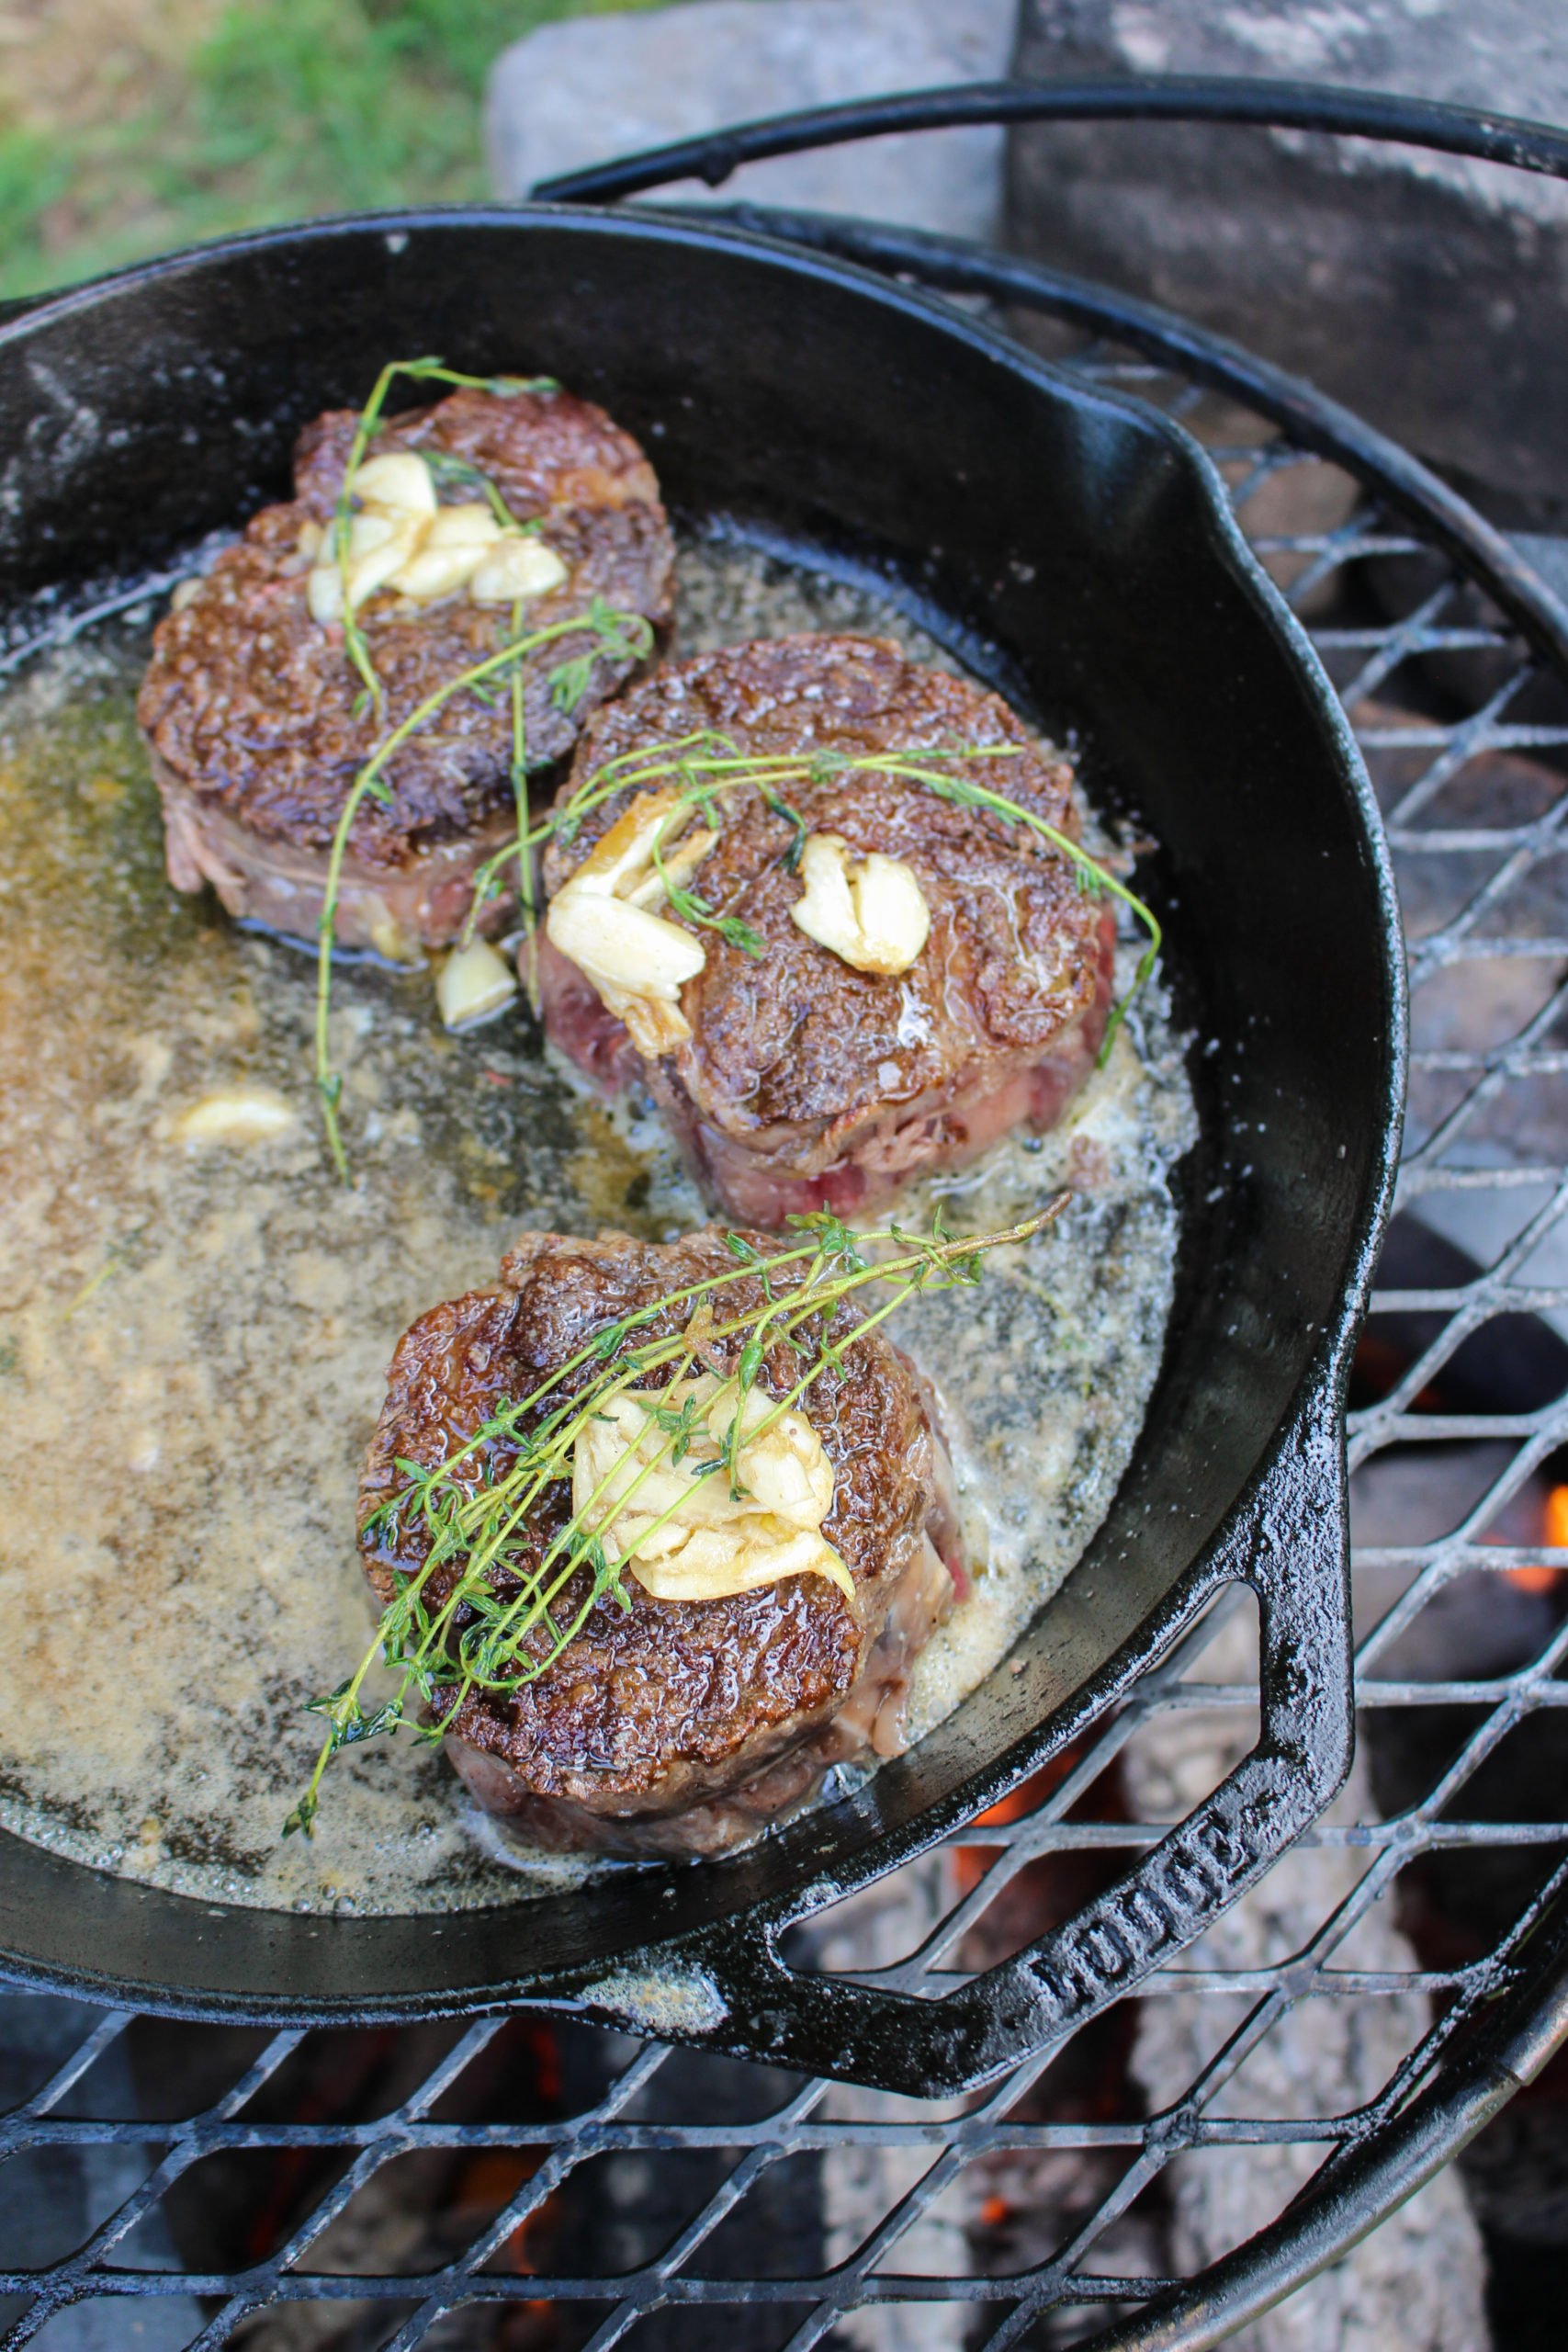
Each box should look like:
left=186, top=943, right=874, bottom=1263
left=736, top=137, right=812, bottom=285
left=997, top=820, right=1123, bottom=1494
left=512, top=597, right=540, bottom=1012
left=313, top=605, right=652, bottom=1183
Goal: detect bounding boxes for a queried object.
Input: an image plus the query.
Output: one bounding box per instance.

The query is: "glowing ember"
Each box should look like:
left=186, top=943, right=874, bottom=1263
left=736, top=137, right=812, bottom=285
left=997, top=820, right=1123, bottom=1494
left=1505, top=1482, right=1568, bottom=1593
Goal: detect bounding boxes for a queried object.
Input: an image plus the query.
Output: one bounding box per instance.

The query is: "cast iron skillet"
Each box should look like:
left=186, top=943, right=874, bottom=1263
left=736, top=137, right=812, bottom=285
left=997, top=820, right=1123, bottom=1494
left=0, top=207, right=1404, bottom=2096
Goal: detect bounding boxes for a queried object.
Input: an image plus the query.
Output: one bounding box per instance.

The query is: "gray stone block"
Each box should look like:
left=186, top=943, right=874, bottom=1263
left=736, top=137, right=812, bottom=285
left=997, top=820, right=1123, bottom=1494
left=487, top=0, right=1019, bottom=243
left=1009, top=0, right=1568, bottom=516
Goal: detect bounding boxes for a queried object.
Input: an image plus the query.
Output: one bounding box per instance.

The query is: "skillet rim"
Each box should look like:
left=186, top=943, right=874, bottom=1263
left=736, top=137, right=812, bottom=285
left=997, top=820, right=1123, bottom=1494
left=0, top=202, right=1406, bottom=2043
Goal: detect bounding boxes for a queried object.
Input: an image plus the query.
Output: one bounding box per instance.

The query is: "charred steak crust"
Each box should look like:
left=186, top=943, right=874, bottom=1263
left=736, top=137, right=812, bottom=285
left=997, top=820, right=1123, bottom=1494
left=357, top=1229, right=943, bottom=1834
left=137, top=385, right=675, bottom=876
left=542, top=636, right=1109, bottom=1196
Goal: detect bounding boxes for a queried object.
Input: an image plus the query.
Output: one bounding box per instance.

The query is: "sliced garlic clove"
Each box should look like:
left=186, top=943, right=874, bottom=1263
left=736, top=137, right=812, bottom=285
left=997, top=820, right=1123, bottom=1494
left=570, top=1373, right=853, bottom=1605
left=347, top=511, right=399, bottom=553
left=852, top=850, right=931, bottom=972
left=733, top=1408, right=836, bottom=1528
left=344, top=519, right=424, bottom=611
left=566, top=789, right=688, bottom=900
left=436, top=936, right=518, bottom=1029
left=354, top=451, right=438, bottom=516
left=585, top=1443, right=685, bottom=1533
left=622, top=825, right=719, bottom=910
left=546, top=794, right=721, bottom=1056
left=566, top=792, right=716, bottom=914
left=366, top=905, right=425, bottom=966
left=547, top=891, right=705, bottom=994
left=468, top=534, right=570, bottom=605
left=423, top=502, right=502, bottom=550
left=308, top=514, right=423, bottom=618
left=702, top=1382, right=816, bottom=1521
left=790, top=831, right=931, bottom=976
left=633, top=1526, right=854, bottom=1605
left=174, top=1085, right=298, bottom=1146
left=306, top=562, right=344, bottom=624
left=389, top=542, right=488, bottom=603
left=389, top=497, right=508, bottom=597
left=790, top=831, right=859, bottom=958
left=615, top=989, right=694, bottom=1059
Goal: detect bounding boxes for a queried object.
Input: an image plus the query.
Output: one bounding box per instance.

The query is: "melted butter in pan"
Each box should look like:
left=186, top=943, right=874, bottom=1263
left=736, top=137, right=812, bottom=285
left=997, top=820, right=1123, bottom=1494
left=0, top=543, right=1195, bottom=1913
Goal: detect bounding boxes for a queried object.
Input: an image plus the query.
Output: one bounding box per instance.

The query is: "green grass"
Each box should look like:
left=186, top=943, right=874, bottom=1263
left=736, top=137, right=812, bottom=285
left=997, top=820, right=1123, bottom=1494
left=0, top=0, right=663, bottom=300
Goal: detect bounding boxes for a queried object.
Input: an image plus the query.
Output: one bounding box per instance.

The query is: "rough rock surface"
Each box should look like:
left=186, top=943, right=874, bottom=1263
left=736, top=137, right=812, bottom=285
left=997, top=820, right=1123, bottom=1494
left=488, top=0, right=1017, bottom=241
left=1010, top=0, right=1568, bottom=518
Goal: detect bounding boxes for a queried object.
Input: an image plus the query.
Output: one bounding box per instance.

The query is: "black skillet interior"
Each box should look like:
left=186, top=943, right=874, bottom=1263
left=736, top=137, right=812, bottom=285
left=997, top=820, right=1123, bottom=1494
left=0, top=209, right=1404, bottom=2075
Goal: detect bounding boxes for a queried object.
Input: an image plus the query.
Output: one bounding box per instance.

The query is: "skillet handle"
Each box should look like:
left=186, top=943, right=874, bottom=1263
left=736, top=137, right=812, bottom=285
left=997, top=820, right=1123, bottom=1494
left=580, top=1362, right=1353, bottom=2097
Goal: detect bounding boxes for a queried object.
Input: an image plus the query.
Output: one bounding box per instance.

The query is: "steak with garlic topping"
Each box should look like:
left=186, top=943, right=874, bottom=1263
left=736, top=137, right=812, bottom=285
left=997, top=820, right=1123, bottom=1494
left=137, top=382, right=674, bottom=957
left=358, top=1227, right=960, bottom=1859
left=539, top=635, right=1115, bottom=1224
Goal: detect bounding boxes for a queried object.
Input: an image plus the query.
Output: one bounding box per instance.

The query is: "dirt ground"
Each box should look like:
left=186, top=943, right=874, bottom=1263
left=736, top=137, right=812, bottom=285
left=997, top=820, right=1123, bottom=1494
left=0, top=0, right=632, bottom=295
left=0, top=0, right=220, bottom=127
left=0, top=0, right=220, bottom=270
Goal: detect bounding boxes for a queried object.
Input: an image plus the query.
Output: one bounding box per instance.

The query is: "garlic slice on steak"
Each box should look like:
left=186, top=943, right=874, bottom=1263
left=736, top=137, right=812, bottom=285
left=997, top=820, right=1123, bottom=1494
left=391, top=501, right=502, bottom=601
left=305, top=450, right=568, bottom=619
left=352, top=451, right=438, bottom=516
left=791, top=831, right=931, bottom=975
left=547, top=893, right=705, bottom=1057
left=308, top=509, right=424, bottom=621
left=469, top=535, right=570, bottom=605
left=572, top=1373, right=854, bottom=1604
left=545, top=789, right=716, bottom=1057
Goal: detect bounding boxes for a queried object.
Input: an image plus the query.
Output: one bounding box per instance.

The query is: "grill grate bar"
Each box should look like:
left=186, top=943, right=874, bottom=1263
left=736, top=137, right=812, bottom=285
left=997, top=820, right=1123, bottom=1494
left=1395, top=1161, right=1566, bottom=1193
left=8, top=2009, right=132, bottom=2133
left=1313, top=627, right=1515, bottom=651
left=1355, top=720, right=1568, bottom=753
left=1320, top=579, right=1461, bottom=708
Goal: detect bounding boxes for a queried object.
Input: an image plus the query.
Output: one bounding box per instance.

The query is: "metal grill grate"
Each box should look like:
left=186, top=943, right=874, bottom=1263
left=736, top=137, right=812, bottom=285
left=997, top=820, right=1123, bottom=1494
left=6, top=105, right=1568, bottom=2352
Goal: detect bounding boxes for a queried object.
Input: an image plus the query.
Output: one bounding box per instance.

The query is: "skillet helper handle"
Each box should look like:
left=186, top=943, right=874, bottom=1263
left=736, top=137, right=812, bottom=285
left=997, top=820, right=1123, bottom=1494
left=581, top=1366, right=1353, bottom=2097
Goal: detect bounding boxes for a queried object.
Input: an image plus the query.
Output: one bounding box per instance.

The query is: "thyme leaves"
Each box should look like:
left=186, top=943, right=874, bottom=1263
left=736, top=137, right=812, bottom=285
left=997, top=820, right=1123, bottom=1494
left=422, top=447, right=543, bottom=532
left=547, top=598, right=656, bottom=718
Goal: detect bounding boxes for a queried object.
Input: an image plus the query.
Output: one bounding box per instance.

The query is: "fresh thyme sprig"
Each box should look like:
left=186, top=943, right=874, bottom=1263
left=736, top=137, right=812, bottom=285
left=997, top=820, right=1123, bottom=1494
left=546, top=604, right=654, bottom=717
left=423, top=447, right=546, bottom=533
left=527, top=734, right=1162, bottom=1061
left=310, top=356, right=658, bottom=1175
left=313, top=595, right=655, bottom=1182
left=649, top=820, right=766, bottom=957
left=284, top=1195, right=1066, bottom=1838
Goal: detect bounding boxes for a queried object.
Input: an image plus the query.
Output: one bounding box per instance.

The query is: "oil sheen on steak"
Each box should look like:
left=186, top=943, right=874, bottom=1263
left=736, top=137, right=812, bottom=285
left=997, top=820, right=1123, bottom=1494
left=137, top=384, right=675, bottom=956
left=540, top=636, right=1114, bottom=1223
left=358, top=1227, right=960, bottom=1860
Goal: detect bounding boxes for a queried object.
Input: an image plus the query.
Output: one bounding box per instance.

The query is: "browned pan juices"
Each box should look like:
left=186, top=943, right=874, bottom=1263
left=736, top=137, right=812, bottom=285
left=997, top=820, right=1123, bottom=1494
left=0, top=537, right=1194, bottom=1913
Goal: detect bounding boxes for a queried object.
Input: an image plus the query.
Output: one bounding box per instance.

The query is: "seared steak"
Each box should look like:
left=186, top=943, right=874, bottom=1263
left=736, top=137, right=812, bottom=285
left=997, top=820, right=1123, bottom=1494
left=358, top=1227, right=959, bottom=1859
left=540, top=636, right=1113, bottom=1224
left=138, top=383, right=674, bottom=956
